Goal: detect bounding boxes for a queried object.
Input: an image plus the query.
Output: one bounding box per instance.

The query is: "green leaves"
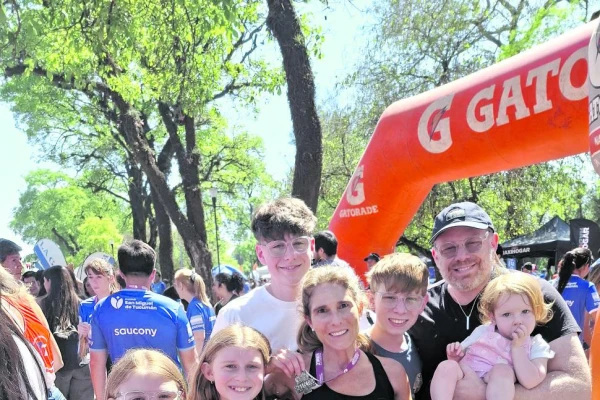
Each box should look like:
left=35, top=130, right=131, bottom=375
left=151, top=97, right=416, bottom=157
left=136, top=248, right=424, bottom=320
left=10, top=170, right=127, bottom=266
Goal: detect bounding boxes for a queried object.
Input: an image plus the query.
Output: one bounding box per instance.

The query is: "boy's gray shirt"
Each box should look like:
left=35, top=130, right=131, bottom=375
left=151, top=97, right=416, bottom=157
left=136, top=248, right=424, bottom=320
left=368, top=332, right=423, bottom=396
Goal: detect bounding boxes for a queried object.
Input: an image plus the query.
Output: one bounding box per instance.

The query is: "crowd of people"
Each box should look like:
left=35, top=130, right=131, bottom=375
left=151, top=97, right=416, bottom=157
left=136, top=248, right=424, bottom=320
left=0, top=198, right=595, bottom=400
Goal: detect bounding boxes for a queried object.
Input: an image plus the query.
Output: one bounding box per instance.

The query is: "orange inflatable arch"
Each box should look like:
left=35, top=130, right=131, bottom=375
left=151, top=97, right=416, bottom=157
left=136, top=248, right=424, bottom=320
left=329, top=20, right=596, bottom=275
left=329, top=20, right=600, bottom=396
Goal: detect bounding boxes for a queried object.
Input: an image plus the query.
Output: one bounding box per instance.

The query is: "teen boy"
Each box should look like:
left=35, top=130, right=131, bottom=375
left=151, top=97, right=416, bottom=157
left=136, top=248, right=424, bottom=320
left=213, top=197, right=317, bottom=352
left=365, top=252, right=429, bottom=397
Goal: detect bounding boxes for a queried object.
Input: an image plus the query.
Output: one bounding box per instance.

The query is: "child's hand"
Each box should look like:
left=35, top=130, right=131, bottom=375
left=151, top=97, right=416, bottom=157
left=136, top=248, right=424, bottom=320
left=446, top=342, right=464, bottom=362
left=511, top=324, right=528, bottom=348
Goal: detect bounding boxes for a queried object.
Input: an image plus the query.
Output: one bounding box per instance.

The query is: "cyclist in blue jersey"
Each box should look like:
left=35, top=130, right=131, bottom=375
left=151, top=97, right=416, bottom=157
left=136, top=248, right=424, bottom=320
left=174, top=269, right=216, bottom=355
left=555, top=248, right=600, bottom=349
left=89, top=240, right=196, bottom=400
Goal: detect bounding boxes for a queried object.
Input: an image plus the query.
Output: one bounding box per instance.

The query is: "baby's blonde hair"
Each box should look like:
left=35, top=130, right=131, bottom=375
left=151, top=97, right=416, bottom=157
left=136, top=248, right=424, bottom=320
left=479, top=273, right=553, bottom=325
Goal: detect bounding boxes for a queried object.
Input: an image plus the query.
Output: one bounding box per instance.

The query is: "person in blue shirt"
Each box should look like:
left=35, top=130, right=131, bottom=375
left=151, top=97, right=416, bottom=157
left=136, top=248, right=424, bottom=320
left=89, top=240, right=196, bottom=400
left=173, top=269, right=216, bottom=355
left=555, top=248, right=600, bottom=348
left=150, top=270, right=167, bottom=294
left=78, top=259, right=119, bottom=365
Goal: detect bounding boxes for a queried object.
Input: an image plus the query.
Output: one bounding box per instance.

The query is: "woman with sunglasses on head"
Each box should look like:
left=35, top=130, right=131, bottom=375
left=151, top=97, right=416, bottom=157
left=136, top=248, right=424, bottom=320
left=213, top=272, right=244, bottom=316
left=270, top=266, right=411, bottom=399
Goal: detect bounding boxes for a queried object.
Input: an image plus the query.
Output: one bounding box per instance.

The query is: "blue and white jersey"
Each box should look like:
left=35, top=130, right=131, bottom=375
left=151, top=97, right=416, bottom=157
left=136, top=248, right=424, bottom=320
left=187, top=297, right=216, bottom=344
left=560, top=275, right=600, bottom=332
left=79, top=296, right=98, bottom=325
left=90, top=289, right=194, bottom=365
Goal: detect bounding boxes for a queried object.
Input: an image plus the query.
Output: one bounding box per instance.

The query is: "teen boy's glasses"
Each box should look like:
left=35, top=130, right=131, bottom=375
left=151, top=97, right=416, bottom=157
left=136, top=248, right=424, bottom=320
left=114, top=390, right=182, bottom=400
left=260, top=236, right=311, bottom=258
left=375, top=293, right=424, bottom=311
left=434, top=231, right=490, bottom=259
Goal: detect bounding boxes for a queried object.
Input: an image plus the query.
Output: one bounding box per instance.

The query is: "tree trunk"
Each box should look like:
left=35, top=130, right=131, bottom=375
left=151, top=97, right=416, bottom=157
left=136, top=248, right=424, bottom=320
left=145, top=192, right=158, bottom=248
left=114, top=97, right=213, bottom=284
left=266, top=0, right=322, bottom=212
left=126, top=156, right=148, bottom=243
left=151, top=187, right=175, bottom=282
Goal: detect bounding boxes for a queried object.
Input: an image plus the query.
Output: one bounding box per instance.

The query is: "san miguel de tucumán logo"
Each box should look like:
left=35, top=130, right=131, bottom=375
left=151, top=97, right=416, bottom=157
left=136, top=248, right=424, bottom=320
left=339, top=165, right=379, bottom=218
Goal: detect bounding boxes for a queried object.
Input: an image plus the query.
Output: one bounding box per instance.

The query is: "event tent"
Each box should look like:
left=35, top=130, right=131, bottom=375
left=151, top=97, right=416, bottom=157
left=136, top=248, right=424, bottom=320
left=501, top=216, right=571, bottom=260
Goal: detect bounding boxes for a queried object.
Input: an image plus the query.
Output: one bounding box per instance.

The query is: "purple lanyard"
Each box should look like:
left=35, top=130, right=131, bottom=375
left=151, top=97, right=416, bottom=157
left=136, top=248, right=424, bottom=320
left=314, top=347, right=361, bottom=385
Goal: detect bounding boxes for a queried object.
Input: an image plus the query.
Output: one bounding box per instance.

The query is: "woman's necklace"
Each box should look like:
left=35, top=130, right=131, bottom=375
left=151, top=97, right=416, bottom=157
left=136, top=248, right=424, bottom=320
left=457, top=294, right=480, bottom=330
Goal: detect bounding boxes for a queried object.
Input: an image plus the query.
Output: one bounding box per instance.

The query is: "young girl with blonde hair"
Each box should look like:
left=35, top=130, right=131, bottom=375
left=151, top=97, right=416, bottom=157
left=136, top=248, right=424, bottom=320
left=188, top=325, right=270, bottom=400
left=105, top=348, right=186, bottom=400
left=174, top=269, right=216, bottom=354
left=431, top=273, right=555, bottom=400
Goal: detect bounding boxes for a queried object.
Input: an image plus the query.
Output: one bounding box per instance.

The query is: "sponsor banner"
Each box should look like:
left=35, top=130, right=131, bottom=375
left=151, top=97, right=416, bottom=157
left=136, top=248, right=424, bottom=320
left=569, top=218, right=600, bottom=252
left=34, top=239, right=67, bottom=270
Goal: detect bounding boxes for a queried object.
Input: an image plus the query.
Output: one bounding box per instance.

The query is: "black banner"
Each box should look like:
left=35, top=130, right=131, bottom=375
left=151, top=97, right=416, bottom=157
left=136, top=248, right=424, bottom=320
left=569, top=218, right=600, bottom=255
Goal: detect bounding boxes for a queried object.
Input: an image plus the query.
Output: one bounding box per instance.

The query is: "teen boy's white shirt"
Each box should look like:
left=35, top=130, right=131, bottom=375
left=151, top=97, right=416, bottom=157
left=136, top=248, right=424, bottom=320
left=213, top=285, right=301, bottom=352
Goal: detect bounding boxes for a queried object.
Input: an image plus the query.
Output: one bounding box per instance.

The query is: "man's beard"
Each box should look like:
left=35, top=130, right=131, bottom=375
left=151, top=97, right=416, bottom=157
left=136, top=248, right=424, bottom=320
left=446, top=254, right=493, bottom=292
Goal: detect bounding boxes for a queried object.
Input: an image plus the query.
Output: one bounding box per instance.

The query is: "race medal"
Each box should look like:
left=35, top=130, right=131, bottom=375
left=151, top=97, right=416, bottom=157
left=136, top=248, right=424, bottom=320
left=294, top=371, right=320, bottom=395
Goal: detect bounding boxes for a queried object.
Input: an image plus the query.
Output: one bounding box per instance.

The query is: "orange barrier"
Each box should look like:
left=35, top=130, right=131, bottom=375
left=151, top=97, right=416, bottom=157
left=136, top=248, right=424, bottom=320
left=329, top=21, right=596, bottom=278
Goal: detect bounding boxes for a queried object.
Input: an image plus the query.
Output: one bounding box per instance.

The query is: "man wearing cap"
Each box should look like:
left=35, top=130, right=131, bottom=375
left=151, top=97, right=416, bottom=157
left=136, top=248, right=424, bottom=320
left=0, top=239, right=24, bottom=280
left=364, top=252, right=380, bottom=270
left=409, top=202, right=589, bottom=400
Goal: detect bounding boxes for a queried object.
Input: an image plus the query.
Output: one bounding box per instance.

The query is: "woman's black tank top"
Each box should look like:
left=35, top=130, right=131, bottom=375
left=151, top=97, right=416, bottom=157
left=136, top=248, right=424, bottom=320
left=302, top=351, right=394, bottom=400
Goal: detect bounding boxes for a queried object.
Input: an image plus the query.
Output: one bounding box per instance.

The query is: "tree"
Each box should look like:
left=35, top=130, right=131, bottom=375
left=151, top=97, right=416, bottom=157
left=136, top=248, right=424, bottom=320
left=266, top=0, right=323, bottom=212
left=318, top=0, right=595, bottom=260
left=10, top=170, right=127, bottom=266
left=1, top=0, right=283, bottom=282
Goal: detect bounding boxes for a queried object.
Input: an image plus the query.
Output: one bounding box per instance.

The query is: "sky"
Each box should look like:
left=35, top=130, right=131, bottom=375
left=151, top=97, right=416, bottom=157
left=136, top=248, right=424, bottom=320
left=0, top=0, right=372, bottom=256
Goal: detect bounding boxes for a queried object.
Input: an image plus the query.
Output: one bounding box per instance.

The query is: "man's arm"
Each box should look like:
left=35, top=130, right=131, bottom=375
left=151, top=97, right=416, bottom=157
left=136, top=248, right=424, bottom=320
left=90, top=350, right=108, bottom=400
left=179, top=347, right=198, bottom=378
left=513, top=334, right=590, bottom=399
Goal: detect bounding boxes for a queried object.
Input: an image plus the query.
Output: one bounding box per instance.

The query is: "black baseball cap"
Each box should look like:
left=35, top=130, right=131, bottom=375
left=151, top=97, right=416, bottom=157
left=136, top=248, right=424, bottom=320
left=364, top=253, right=380, bottom=262
left=430, top=202, right=494, bottom=244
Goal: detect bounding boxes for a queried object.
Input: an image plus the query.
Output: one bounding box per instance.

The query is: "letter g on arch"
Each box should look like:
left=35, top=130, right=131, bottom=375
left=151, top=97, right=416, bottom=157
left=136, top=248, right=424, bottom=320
left=418, top=94, right=455, bottom=154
